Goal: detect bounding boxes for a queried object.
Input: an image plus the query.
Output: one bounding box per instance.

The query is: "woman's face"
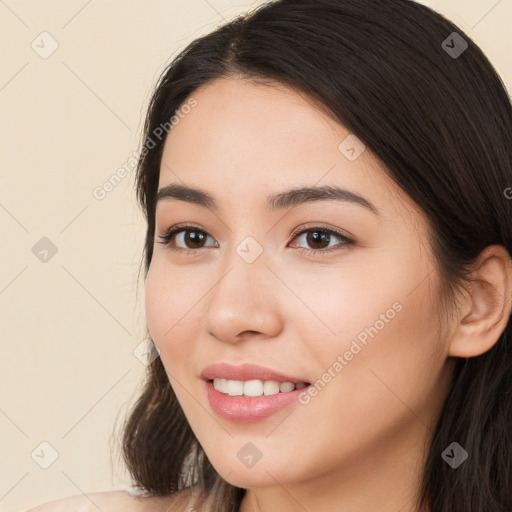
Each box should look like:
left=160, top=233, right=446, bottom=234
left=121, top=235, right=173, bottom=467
left=145, top=77, right=454, bottom=491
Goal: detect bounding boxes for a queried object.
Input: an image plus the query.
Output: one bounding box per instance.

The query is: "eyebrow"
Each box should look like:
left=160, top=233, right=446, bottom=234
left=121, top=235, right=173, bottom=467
left=156, top=183, right=379, bottom=215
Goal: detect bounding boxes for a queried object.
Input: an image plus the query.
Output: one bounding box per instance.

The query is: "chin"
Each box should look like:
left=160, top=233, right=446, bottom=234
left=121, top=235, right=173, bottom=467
left=221, top=467, right=282, bottom=489
left=205, top=451, right=301, bottom=489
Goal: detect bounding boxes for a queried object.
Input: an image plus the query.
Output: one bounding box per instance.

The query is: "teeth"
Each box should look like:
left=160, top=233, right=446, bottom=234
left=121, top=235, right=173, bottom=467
left=244, top=379, right=264, bottom=397
left=279, top=382, right=295, bottom=393
left=226, top=379, right=244, bottom=396
left=213, top=378, right=306, bottom=397
left=263, top=380, right=280, bottom=396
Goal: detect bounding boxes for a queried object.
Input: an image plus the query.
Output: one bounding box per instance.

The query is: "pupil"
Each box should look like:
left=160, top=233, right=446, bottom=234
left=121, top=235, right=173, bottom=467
left=186, top=231, right=205, bottom=248
left=308, top=231, right=329, bottom=249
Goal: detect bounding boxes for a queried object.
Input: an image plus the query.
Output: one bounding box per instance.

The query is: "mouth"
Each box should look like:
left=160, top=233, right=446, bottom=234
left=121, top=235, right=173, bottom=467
left=203, top=378, right=313, bottom=423
left=200, top=362, right=312, bottom=421
left=207, top=378, right=311, bottom=397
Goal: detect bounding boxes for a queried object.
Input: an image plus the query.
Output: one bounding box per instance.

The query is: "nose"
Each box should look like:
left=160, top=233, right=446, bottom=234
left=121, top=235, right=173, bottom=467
left=203, top=248, right=283, bottom=344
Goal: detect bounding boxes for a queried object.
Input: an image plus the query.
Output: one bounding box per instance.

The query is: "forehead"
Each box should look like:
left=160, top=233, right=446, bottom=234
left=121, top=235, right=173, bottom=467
left=158, top=77, right=418, bottom=222
left=161, top=78, right=350, bottom=170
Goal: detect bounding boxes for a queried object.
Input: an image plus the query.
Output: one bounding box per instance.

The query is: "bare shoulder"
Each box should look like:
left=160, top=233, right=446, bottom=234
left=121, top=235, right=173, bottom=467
left=25, top=491, right=145, bottom=511
left=25, top=489, right=192, bottom=512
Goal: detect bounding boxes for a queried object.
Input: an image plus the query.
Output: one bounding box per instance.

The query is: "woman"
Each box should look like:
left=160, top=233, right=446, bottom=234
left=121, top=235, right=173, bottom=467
left=29, top=0, right=512, bottom=511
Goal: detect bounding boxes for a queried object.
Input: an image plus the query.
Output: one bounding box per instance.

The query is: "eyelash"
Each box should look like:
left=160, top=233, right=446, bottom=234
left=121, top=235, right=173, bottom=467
left=156, top=222, right=354, bottom=256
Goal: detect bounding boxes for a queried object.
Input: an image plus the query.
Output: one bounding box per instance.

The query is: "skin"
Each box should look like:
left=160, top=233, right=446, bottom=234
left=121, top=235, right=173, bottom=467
left=25, top=490, right=182, bottom=511
left=144, top=77, right=512, bottom=512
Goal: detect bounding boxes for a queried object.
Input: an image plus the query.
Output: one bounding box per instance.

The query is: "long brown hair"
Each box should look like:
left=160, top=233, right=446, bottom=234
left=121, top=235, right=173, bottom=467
left=116, top=1, right=512, bottom=510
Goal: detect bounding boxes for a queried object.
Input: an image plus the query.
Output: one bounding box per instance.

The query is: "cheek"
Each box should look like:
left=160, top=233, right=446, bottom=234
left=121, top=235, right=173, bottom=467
left=144, top=262, right=170, bottom=344
left=286, top=279, right=445, bottom=477
left=287, top=243, right=444, bottom=409
left=144, top=259, right=196, bottom=359
left=144, top=262, right=204, bottom=405
left=272, top=250, right=422, bottom=355
left=308, top=272, right=444, bottom=437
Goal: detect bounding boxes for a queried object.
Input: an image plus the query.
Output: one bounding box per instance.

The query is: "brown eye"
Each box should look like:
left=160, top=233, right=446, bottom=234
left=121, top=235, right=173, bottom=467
left=157, top=225, right=217, bottom=252
left=304, top=230, right=333, bottom=250
left=178, top=230, right=208, bottom=249
left=290, top=226, right=354, bottom=254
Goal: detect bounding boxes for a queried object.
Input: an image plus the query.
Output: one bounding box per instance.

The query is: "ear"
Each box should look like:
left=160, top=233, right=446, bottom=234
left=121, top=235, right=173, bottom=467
left=448, top=245, right=512, bottom=358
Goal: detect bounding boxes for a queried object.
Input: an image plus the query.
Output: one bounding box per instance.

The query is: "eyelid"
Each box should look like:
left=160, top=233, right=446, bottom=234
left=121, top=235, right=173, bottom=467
left=290, top=222, right=353, bottom=239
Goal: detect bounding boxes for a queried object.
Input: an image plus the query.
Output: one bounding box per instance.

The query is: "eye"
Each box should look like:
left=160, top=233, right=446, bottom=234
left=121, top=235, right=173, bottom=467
left=289, top=224, right=354, bottom=255
left=156, top=223, right=217, bottom=254
left=156, top=223, right=354, bottom=255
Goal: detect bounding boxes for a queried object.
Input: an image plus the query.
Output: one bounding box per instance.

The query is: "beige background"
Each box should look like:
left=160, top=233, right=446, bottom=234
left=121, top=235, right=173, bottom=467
left=0, top=0, right=510, bottom=510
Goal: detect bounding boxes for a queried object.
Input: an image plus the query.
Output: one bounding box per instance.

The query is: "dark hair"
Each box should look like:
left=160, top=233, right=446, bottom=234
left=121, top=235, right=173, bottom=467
left=117, top=1, right=512, bottom=510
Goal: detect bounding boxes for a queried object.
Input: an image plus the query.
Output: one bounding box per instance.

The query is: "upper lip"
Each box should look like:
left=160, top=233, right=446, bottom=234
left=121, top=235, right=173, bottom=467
left=200, top=363, right=310, bottom=384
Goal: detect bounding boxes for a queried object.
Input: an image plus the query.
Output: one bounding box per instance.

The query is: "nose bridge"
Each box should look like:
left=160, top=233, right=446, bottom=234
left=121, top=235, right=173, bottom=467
left=216, top=222, right=269, bottom=284
left=215, top=233, right=270, bottom=309
left=203, top=233, right=282, bottom=342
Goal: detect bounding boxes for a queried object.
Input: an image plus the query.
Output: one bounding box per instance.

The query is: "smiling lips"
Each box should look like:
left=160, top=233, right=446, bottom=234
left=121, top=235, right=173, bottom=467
left=200, top=362, right=311, bottom=422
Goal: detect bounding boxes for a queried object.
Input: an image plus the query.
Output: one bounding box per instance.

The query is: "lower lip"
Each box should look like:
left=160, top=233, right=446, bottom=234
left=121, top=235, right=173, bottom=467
left=203, top=380, right=309, bottom=423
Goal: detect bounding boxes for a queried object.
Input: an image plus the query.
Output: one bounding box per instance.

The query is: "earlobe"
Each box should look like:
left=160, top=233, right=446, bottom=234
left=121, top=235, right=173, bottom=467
left=448, top=245, right=512, bottom=358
